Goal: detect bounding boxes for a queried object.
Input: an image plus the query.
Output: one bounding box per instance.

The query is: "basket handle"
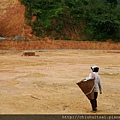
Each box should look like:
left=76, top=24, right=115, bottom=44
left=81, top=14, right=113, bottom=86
left=85, top=84, right=95, bottom=96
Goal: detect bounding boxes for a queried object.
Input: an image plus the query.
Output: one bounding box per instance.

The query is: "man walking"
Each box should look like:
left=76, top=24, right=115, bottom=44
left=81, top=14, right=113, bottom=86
left=86, top=66, right=102, bottom=112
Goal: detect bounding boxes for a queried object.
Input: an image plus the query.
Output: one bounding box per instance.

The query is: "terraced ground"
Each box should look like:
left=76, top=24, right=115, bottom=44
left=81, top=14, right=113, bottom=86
left=0, top=50, right=120, bottom=114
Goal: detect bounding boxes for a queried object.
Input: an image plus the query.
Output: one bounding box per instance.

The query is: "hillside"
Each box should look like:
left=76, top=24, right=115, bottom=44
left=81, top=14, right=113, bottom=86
left=0, top=0, right=31, bottom=37
left=20, top=0, right=120, bottom=41
left=0, top=0, right=120, bottom=42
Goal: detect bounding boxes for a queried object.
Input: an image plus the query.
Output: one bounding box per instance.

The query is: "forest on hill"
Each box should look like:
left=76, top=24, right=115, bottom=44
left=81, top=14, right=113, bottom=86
left=20, top=0, right=120, bottom=42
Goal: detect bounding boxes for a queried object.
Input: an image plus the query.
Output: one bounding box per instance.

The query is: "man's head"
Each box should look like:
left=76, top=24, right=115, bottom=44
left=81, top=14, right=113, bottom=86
left=91, top=66, right=99, bottom=72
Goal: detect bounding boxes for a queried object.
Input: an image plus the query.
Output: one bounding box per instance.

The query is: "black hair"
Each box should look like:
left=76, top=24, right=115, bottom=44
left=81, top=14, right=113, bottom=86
left=91, top=67, right=99, bottom=72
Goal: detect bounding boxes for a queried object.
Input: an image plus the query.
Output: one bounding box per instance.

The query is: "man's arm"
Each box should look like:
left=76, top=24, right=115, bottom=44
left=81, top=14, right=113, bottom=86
left=98, top=77, right=102, bottom=94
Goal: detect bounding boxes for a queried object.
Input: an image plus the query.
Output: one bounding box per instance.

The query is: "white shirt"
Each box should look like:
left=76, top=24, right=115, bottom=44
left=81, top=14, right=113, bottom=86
left=86, top=72, right=102, bottom=93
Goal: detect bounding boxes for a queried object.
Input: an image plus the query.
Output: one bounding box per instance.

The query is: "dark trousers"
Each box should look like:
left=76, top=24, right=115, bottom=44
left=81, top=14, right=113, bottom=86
left=90, top=92, right=98, bottom=111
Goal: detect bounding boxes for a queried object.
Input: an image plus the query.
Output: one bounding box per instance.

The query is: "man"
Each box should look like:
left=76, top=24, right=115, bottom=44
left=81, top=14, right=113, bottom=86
left=86, top=66, right=102, bottom=112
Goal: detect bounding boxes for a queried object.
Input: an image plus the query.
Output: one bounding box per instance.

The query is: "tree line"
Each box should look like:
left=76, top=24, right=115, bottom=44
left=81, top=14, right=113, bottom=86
left=20, top=0, right=120, bottom=42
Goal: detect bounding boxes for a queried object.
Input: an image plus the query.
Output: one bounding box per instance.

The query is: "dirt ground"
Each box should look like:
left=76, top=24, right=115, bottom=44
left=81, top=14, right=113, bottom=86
left=0, top=49, right=120, bottom=114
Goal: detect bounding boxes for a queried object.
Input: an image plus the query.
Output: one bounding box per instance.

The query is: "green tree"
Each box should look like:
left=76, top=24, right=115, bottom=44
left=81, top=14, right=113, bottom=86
left=20, top=0, right=120, bottom=41
left=81, top=0, right=120, bottom=41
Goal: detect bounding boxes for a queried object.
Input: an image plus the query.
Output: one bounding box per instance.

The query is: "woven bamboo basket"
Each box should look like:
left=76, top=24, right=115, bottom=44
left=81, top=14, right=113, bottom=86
left=76, top=79, right=95, bottom=100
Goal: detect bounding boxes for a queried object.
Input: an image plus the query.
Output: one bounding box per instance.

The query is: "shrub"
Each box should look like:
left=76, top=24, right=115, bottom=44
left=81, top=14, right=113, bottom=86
left=20, top=0, right=120, bottom=41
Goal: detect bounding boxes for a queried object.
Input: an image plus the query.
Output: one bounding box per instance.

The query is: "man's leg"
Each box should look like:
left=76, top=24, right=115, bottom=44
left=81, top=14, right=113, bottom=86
left=94, top=92, right=98, bottom=110
left=90, top=99, right=96, bottom=111
left=90, top=92, right=98, bottom=111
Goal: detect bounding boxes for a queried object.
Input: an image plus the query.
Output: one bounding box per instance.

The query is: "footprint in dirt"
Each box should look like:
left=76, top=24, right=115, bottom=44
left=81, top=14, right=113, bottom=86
left=63, top=105, right=69, bottom=111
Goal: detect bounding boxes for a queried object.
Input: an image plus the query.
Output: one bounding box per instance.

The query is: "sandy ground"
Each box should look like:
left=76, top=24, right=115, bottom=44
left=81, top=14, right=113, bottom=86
left=0, top=49, right=120, bottom=114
